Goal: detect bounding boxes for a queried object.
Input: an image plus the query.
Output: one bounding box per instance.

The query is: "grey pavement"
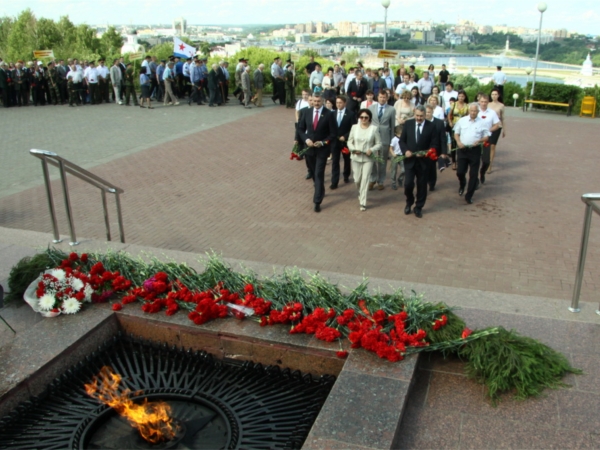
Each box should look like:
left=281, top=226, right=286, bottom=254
left=0, top=101, right=259, bottom=197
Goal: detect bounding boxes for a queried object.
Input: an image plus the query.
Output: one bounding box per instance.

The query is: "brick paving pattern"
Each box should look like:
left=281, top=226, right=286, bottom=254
left=0, top=103, right=599, bottom=303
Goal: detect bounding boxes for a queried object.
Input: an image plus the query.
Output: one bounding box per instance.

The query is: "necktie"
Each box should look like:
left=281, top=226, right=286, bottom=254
left=378, top=106, right=384, bottom=121
left=313, top=110, right=319, bottom=130
left=337, top=111, right=342, bottom=126
left=417, top=123, right=422, bottom=141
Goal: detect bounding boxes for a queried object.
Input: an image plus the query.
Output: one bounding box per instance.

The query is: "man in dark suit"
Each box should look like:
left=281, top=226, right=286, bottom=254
left=399, top=105, right=439, bottom=218
left=345, top=70, right=367, bottom=115
left=330, top=95, right=356, bottom=189
left=298, top=92, right=337, bottom=212
left=425, top=104, right=449, bottom=191
left=0, top=62, right=11, bottom=107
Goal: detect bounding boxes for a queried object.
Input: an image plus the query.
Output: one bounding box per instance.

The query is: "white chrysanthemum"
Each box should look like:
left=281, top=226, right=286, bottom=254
left=49, top=269, right=66, bottom=282
left=84, top=285, right=94, bottom=302
left=62, top=297, right=82, bottom=314
left=70, top=278, right=84, bottom=291
left=38, top=294, right=56, bottom=311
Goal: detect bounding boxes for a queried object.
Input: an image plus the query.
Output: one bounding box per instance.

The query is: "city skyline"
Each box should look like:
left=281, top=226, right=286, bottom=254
left=2, top=0, right=598, bottom=36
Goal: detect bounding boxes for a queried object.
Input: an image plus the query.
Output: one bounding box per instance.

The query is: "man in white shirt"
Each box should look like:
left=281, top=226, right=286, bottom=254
left=395, top=73, right=416, bottom=100
left=417, top=71, right=434, bottom=102
left=96, top=59, right=110, bottom=103
left=440, top=81, right=458, bottom=110
left=492, top=66, right=507, bottom=99
left=309, top=64, right=324, bottom=92
left=344, top=68, right=356, bottom=95
left=477, top=93, right=500, bottom=185
left=84, top=61, right=99, bottom=105
left=66, top=64, right=83, bottom=106
left=454, top=103, right=491, bottom=204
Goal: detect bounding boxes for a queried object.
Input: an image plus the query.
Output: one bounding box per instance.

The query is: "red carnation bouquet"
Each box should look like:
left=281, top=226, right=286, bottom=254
left=290, top=142, right=306, bottom=160
left=392, top=148, right=437, bottom=165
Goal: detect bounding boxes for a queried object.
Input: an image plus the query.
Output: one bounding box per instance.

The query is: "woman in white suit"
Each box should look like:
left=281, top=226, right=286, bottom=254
left=348, top=108, right=382, bottom=211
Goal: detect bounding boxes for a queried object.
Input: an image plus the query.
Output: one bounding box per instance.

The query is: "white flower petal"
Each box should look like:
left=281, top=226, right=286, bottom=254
left=62, top=297, right=82, bottom=314
left=38, top=294, right=56, bottom=311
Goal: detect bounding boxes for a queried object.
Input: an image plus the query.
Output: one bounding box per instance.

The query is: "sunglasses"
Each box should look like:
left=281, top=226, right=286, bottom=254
left=359, top=116, right=370, bottom=119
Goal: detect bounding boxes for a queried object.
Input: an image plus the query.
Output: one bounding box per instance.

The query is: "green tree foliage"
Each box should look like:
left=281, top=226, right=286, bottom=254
left=100, top=26, right=124, bottom=56
left=6, top=9, right=37, bottom=61
left=0, top=16, right=13, bottom=56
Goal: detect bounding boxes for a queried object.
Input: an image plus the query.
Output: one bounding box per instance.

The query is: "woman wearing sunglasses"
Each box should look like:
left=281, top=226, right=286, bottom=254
left=348, top=108, right=383, bottom=211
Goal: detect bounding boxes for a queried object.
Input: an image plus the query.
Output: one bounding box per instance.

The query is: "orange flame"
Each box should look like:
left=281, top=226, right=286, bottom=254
left=84, top=366, right=177, bottom=444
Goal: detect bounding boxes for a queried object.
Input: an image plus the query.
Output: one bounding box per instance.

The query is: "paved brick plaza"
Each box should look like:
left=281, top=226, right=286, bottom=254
left=0, top=101, right=599, bottom=303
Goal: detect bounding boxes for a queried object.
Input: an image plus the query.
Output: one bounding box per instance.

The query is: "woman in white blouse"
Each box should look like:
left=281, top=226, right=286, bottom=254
left=427, top=95, right=445, bottom=121
left=348, top=108, right=383, bottom=211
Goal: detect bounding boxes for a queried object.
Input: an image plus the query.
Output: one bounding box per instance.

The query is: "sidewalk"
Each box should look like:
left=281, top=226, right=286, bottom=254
left=0, top=227, right=598, bottom=448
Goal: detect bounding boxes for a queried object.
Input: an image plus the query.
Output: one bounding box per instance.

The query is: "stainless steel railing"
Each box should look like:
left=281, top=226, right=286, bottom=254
left=30, top=149, right=125, bottom=246
left=569, top=193, right=600, bottom=315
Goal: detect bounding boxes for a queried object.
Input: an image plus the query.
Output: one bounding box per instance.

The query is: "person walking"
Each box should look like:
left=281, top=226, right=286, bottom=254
left=110, top=59, right=123, bottom=105
left=348, top=108, right=382, bottom=211
left=253, top=64, right=264, bottom=107
left=368, top=91, right=395, bottom=190
left=487, top=88, right=506, bottom=174
left=123, top=63, right=139, bottom=107
left=162, top=61, right=179, bottom=106
left=241, top=65, right=252, bottom=109
left=139, top=66, right=153, bottom=109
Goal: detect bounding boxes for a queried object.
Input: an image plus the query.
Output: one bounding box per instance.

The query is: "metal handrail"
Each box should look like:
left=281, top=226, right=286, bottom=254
left=30, top=149, right=125, bottom=246
left=569, top=193, right=600, bottom=315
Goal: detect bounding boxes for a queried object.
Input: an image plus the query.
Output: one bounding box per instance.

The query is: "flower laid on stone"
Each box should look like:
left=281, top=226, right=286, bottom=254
left=25, top=252, right=132, bottom=317
left=12, top=249, right=582, bottom=403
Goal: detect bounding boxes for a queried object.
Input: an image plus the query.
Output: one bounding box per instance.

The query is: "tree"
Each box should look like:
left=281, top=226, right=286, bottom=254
left=199, top=41, right=211, bottom=56
left=341, top=49, right=359, bottom=65
left=7, top=9, right=37, bottom=60
left=36, top=18, right=62, bottom=51
left=100, top=26, right=124, bottom=56
left=0, top=16, right=13, bottom=57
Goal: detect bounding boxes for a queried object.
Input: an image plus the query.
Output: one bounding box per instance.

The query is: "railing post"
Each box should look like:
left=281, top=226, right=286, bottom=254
left=115, top=192, right=126, bottom=244
left=57, top=160, right=79, bottom=246
left=40, top=158, right=62, bottom=243
left=569, top=203, right=593, bottom=313
left=101, top=190, right=111, bottom=242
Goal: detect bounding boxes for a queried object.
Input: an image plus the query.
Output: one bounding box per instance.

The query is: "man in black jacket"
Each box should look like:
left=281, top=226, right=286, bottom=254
left=425, top=104, right=449, bottom=191
left=330, top=96, right=356, bottom=189
left=399, top=105, right=439, bottom=218
left=298, top=92, right=337, bottom=212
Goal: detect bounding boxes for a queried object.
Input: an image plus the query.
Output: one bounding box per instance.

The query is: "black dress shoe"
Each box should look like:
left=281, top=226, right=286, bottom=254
left=330, top=184, right=338, bottom=190
left=314, top=203, right=321, bottom=212
left=414, top=208, right=423, bottom=218
left=305, top=172, right=313, bottom=180
left=458, top=187, right=464, bottom=196
left=475, top=180, right=481, bottom=190
left=344, top=178, right=350, bottom=183
left=404, top=205, right=412, bottom=215
left=480, top=174, right=485, bottom=185
left=466, top=198, right=474, bottom=204
left=429, top=185, right=436, bottom=191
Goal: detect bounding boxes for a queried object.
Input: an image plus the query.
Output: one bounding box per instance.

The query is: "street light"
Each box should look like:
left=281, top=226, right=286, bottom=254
left=513, top=93, right=519, bottom=108
left=382, top=0, right=390, bottom=50
left=530, top=2, right=547, bottom=97
left=525, top=66, right=532, bottom=82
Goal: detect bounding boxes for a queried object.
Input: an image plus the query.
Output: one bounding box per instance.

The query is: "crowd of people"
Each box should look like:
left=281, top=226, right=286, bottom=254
left=0, top=54, right=275, bottom=109
left=294, top=60, right=507, bottom=215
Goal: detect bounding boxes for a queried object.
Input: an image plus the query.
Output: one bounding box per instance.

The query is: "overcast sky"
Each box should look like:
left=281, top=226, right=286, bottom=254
left=2, top=0, right=598, bottom=36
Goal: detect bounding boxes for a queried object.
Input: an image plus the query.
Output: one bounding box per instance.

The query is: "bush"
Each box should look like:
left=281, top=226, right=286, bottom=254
left=525, top=81, right=582, bottom=111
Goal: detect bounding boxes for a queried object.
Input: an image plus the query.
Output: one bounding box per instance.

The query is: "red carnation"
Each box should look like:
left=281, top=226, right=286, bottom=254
left=80, top=253, right=88, bottom=263
left=112, top=303, right=122, bottom=311
left=69, top=252, right=78, bottom=261
left=462, top=328, right=473, bottom=339
left=336, top=351, right=349, bottom=359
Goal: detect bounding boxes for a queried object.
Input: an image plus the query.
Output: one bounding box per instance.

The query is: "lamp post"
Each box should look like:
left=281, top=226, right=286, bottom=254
left=513, top=93, right=519, bottom=108
left=525, top=67, right=532, bottom=83
left=382, top=0, right=390, bottom=50
left=530, top=2, right=547, bottom=97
